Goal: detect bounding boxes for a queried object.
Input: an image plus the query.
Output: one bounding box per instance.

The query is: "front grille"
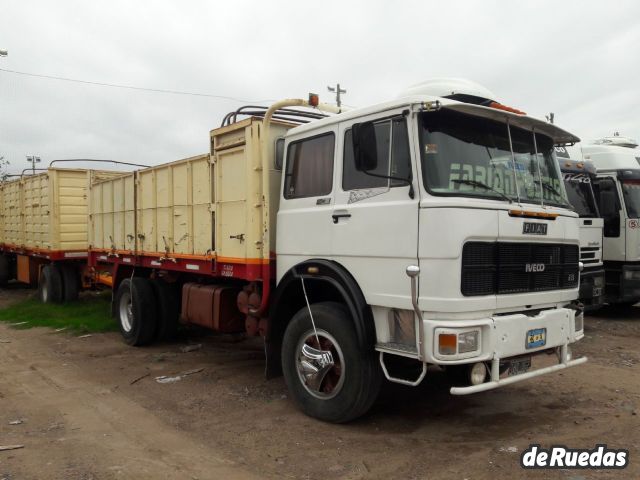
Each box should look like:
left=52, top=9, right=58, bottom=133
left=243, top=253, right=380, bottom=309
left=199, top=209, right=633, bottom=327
left=580, top=246, right=600, bottom=265
left=462, top=242, right=580, bottom=296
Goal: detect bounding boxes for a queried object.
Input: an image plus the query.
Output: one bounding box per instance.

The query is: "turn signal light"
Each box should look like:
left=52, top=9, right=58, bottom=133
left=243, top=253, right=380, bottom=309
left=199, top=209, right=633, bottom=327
left=438, top=333, right=457, bottom=355
left=488, top=101, right=526, bottom=115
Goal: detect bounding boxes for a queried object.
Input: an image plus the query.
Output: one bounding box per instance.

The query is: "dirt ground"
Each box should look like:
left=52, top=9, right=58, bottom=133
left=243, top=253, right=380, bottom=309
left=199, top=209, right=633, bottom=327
left=1, top=286, right=639, bottom=480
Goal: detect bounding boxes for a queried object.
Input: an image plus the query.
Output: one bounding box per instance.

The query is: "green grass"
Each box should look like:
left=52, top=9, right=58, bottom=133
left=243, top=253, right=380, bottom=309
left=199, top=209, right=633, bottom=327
left=0, top=292, right=117, bottom=334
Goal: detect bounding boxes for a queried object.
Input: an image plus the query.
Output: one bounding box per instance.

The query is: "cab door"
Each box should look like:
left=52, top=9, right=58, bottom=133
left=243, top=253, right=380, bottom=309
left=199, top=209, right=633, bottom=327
left=276, top=128, right=337, bottom=280
left=331, top=111, right=420, bottom=309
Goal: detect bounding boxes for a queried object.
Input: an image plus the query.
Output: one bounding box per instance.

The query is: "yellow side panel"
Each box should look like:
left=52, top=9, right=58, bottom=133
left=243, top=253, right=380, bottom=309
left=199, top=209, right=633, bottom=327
left=3, top=181, right=22, bottom=246
left=52, top=170, right=88, bottom=251
left=133, top=154, right=212, bottom=255
left=216, top=144, right=248, bottom=260
left=88, top=171, right=131, bottom=252
left=0, top=184, right=4, bottom=242
left=22, top=174, right=50, bottom=249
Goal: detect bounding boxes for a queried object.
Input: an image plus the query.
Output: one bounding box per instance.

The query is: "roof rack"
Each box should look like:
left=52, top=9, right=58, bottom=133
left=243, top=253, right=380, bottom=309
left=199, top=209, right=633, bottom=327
left=221, top=105, right=328, bottom=127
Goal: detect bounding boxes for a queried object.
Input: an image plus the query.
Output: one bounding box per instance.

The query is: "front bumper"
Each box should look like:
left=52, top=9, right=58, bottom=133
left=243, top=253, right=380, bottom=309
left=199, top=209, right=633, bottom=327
left=422, top=307, right=586, bottom=394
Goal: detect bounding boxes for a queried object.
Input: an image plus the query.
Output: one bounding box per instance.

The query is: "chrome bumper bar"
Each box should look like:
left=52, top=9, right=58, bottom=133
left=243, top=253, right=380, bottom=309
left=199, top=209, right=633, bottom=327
left=450, top=344, right=587, bottom=395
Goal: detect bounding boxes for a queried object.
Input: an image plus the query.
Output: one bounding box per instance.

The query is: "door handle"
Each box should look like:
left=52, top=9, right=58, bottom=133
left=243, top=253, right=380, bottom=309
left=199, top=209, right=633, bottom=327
left=332, top=213, right=351, bottom=224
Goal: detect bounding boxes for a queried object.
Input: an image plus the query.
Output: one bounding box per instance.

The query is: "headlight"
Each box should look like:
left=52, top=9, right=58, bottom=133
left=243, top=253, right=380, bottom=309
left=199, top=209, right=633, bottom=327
left=437, top=329, right=481, bottom=356
left=458, top=331, right=479, bottom=353
left=593, top=275, right=605, bottom=288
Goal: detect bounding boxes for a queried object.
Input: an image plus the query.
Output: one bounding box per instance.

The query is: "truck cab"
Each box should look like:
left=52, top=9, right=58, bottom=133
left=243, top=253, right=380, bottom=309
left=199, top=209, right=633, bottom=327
left=273, top=79, right=586, bottom=421
left=556, top=153, right=605, bottom=309
left=583, top=135, right=640, bottom=306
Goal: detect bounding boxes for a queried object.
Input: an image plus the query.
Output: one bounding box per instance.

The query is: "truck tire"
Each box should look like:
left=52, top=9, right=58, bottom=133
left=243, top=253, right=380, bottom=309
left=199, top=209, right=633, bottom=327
left=0, top=255, right=10, bottom=287
left=150, top=278, right=180, bottom=341
left=60, top=264, right=80, bottom=302
left=281, top=301, right=382, bottom=423
left=115, top=278, right=157, bottom=346
left=38, top=265, right=63, bottom=303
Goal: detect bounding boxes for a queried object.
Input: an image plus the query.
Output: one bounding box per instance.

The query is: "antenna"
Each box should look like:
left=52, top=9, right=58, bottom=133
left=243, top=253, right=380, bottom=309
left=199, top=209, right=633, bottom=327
left=327, top=83, right=346, bottom=108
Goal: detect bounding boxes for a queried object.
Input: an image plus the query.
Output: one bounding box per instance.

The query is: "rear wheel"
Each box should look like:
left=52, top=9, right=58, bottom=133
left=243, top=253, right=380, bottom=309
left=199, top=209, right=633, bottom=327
left=60, top=264, right=80, bottom=302
left=0, top=255, right=10, bottom=287
left=281, top=301, right=381, bottom=423
left=115, top=278, right=157, bottom=346
left=38, top=265, right=63, bottom=303
left=150, top=278, right=180, bottom=341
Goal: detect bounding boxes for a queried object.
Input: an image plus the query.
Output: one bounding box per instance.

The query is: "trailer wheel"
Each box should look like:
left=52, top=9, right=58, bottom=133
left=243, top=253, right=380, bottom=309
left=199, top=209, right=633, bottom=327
left=60, top=264, right=80, bottom=302
left=150, top=278, right=180, bottom=341
left=0, top=255, right=10, bottom=287
left=115, top=278, right=157, bottom=346
left=38, top=265, right=63, bottom=303
left=281, top=301, right=381, bottom=423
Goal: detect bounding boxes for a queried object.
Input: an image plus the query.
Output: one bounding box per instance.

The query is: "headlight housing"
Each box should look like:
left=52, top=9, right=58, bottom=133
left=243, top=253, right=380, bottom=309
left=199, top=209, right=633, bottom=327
left=435, top=328, right=482, bottom=359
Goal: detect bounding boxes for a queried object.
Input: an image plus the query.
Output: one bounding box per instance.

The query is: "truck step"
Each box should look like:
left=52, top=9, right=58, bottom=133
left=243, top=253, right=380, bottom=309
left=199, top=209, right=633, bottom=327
left=375, top=342, right=418, bottom=358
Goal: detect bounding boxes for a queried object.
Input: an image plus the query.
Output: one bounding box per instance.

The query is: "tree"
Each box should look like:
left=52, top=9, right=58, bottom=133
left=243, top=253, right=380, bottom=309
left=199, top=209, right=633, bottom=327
left=0, top=156, right=9, bottom=181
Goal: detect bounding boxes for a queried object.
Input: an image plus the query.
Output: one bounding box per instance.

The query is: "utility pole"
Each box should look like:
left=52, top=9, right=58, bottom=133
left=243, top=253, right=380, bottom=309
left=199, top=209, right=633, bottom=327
left=327, top=83, right=346, bottom=108
left=26, top=155, right=41, bottom=174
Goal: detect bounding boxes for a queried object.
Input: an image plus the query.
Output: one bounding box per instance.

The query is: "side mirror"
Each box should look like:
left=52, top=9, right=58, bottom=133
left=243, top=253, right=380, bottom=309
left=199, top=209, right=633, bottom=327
left=599, top=189, right=618, bottom=218
left=274, top=138, right=285, bottom=170
left=352, top=121, right=378, bottom=171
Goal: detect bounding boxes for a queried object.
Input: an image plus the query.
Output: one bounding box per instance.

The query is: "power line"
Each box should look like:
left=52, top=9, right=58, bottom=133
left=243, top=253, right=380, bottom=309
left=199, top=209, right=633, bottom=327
left=0, top=67, right=274, bottom=103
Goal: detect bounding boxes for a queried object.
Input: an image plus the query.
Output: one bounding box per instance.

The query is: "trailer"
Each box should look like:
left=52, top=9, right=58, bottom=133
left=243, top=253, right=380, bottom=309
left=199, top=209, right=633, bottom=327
left=90, top=82, right=587, bottom=422
left=0, top=168, right=123, bottom=302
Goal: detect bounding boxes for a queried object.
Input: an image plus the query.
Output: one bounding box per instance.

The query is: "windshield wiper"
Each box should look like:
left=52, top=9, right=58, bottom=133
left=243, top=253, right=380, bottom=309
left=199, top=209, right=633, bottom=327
left=536, top=180, right=563, bottom=199
left=451, top=179, right=513, bottom=203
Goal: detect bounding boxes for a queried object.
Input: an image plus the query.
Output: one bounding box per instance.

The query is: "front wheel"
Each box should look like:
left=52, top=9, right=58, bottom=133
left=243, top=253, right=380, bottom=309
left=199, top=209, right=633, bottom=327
left=281, top=301, right=381, bottom=423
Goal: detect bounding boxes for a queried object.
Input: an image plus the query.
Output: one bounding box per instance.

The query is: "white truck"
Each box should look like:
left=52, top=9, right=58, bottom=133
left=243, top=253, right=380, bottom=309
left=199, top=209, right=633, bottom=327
left=93, top=79, right=586, bottom=422
left=556, top=151, right=606, bottom=309
left=582, top=135, right=640, bottom=306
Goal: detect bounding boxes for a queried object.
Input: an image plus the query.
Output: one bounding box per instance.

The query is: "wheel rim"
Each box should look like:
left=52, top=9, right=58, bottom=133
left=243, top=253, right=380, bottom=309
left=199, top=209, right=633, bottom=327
left=296, top=329, right=345, bottom=399
left=119, top=291, right=133, bottom=333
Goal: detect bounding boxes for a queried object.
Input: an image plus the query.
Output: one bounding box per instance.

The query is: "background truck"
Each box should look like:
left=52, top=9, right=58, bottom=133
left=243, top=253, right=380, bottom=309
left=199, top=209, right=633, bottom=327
left=556, top=151, right=605, bottom=309
left=89, top=79, right=586, bottom=422
left=0, top=168, right=122, bottom=302
left=582, top=135, right=640, bottom=307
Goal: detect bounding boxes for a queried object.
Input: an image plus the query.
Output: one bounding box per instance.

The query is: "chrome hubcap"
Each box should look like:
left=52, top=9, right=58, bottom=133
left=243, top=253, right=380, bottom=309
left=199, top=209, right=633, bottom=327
left=296, top=329, right=345, bottom=399
left=119, top=291, right=133, bottom=332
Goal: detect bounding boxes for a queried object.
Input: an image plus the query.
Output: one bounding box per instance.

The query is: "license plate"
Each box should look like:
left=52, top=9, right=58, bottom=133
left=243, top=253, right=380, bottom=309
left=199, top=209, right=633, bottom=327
left=508, top=356, right=532, bottom=376
left=593, top=286, right=603, bottom=297
left=526, top=328, right=546, bottom=349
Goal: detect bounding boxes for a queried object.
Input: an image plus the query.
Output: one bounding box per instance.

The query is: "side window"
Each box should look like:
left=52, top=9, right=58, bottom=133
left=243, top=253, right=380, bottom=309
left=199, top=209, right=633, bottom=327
left=284, top=133, right=335, bottom=199
left=342, top=117, right=411, bottom=191
left=594, top=177, right=621, bottom=238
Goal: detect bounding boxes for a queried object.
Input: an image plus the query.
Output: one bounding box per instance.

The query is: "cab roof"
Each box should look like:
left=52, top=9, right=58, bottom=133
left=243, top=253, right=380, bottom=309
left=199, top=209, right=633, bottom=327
left=287, top=95, right=580, bottom=145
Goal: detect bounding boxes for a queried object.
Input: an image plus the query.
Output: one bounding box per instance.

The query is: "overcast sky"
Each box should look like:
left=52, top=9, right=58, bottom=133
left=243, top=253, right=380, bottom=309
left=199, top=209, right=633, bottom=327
left=1, top=0, right=639, bottom=174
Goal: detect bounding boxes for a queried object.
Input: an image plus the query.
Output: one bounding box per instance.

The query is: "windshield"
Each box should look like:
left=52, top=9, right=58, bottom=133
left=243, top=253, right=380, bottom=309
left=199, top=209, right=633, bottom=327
left=563, top=173, right=599, bottom=218
left=419, top=109, right=569, bottom=207
left=622, top=180, right=640, bottom=218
